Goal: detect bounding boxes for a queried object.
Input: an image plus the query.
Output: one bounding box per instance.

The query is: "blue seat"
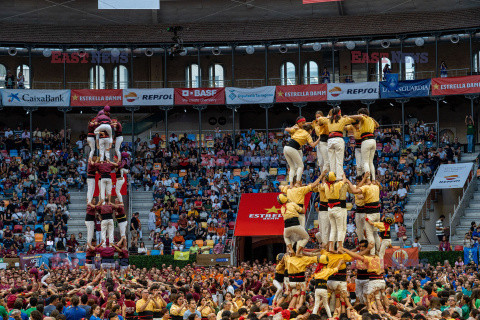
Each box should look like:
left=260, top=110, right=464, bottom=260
left=9, top=150, right=18, bottom=157
left=278, top=168, right=287, bottom=175
left=151, top=250, right=160, bottom=256
left=185, top=240, right=193, bottom=249
left=252, top=189, right=259, bottom=193
left=188, top=134, right=196, bottom=141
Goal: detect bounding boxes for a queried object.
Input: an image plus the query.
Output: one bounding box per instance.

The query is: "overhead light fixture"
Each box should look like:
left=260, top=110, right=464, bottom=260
left=26, top=111, right=29, bottom=115
left=179, top=48, right=187, bottom=56
left=212, top=47, right=221, bottom=55
left=279, top=45, right=288, bottom=54
left=450, top=35, right=460, bottom=44
left=145, top=49, right=154, bottom=57
left=442, top=100, right=448, bottom=104
left=184, top=108, right=187, bottom=113
left=415, top=38, right=425, bottom=47
left=346, top=41, right=356, bottom=50
left=389, top=102, right=394, bottom=106
left=42, top=49, right=52, bottom=58
left=246, top=46, right=255, bottom=55
left=80, top=110, right=83, bottom=114
left=8, top=47, right=17, bottom=56
left=312, top=42, right=322, bottom=51
left=111, top=48, right=121, bottom=57
left=381, top=40, right=391, bottom=49
left=286, top=106, right=290, bottom=111
left=78, top=49, right=87, bottom=58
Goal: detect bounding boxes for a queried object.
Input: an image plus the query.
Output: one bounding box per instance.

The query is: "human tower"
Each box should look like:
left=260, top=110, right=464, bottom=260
left=274, top=107, right=394, bottom=316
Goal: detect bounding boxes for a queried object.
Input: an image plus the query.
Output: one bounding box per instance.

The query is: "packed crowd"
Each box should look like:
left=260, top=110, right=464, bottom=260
left=0, top=258, right=477, bottom=320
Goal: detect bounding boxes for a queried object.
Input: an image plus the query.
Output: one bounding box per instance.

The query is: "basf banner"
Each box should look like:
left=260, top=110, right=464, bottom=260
left=234, top=193, right=311, bottom=236
left=430, top=163, right=473, bottom=189
left=275, top=84, right=327, bottom=102
left=71, top=89, right=123, bottom=106
left=226, top=86, right=276, bottom=105
left=123, top=88, right=174, bottom=106
left=431, top=75, right=480, bottom=96
left=0, top=89, right=70, bottom=107
left=380, top=79, right=431, bottom=99
left=327, top=82, right=379, bottom=100
left=174, top=88, right=225, bottom=105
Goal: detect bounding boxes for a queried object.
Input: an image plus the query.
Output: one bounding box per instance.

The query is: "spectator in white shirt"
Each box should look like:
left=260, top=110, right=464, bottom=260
left=397, top=183, right=408, bottom=200
left=258, top=168, right=268, bottom=181
left=412, top=237, right=422, bottom=251
left=22, top=130, right=30, bottom=140
left=165, top=222, right=177, bottom=238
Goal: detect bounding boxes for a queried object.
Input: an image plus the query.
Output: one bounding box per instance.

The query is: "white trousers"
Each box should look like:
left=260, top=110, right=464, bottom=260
left=355, top=279, right=369, bottom=304
left=98, top=138, right=112, bottom=162
left=94, top=124, right=112, bottom=140
left=87, top=178, right=96, bottom=204
left=365, top=213, right=381, bottom=255
left=377, top=239, right=391, bottom=260
left=327, top=137, right=345, bottom=180
left=85, top=220, right=95, bottom=244
left=115, top=136, right=123, bottom=160
left=355, top=212, right=366, bottom=241
left=101, top=219, right=114, bottom=247
left=315, top=211, right=330, bottom=246
left=273, top=279, right=283, bottom=301
left=361, top=139, right=376, bottom=180
left=116, top=177, right=125, bottom=203
left=284, top=224, right=309, bottom=248
left=118, top=221, right=128, bottom=238
left=327, top=280, right=347, bottom=311
left=328, top=207, right=347, bottom=242
left=318, top=141, right=329, bottom=172
left=284, top=146, right=304, bottom=185
left=355, top=148, right=363, bottom=176
left=100, top=178, right=113, bottom=202
left=368, top=280, right=386, bottom=295
left=298, top=213, right=305, bottom=228
left=313, top=288, right=331, bottom=317
left=87, top=137, right=96, bottom=159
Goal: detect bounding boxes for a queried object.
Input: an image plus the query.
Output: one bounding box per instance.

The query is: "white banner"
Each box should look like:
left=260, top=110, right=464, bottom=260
left=226, top=86, right=276, bottom=105
left=0, top=90, right=70, bottom=107
left=99, top=0, right=159, bottom=9
left=123, top=88, right=174, bottom=106
left=327, top=82, right=379, bottom=101
left=430, top=163, right=473, bottom=189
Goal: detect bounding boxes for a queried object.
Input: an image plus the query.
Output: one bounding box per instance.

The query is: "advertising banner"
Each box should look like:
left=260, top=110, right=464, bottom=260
left=465, top=247, right=479, bottom=264
left=71, top=89, right=123, bottom=106
left=93, top=173, right=127, bottom=197
left=174, top=88, right=225, bottom=105
left=174, top=251, right=190, bottom=261
left=383, top=247, right=419, bottom=268
left=0, top=89, right=70, bottom=107
left=380, top=79, right=431, bottom=99
left=234, top=193, right=311, bottom=236
left=431, top=75, right=480, bottom=96
left=226, top=86, right=276, bottom=105
left=123, top=88, right=174, bottom=106
left=275, top=84, right=327, bottom=102
left=19, top=253, right=86, bottom=270
left=430, top=163, right=473, bottom=189
left=327, top=82, right=379, bottom=100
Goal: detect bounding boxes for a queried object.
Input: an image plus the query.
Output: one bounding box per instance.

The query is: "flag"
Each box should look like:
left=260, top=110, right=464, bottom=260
left=174, top=251, right=190, bottom=261
left=303, top=0, right=342, bottom=3
left=464, top=247, right=478, bottom=264
left=385, top=73, right=399, bottom=90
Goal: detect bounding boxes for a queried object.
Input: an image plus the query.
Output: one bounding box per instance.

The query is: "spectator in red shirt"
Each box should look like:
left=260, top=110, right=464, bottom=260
left=66, top=234, right=79, bottom=253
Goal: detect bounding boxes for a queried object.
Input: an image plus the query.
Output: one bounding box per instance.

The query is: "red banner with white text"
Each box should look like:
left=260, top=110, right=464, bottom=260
left=70, top=89, right=123, bottom=106
left=93, top=173, right=127, bottom=197
left=383, top=247, right=419, bottom=268
left=174, top=88, right=225, bottom=105
left=431, top=75, right=480, bottom=96
left=276, top=84, right=327, bottom=102
left=234, top=192, right=311, bottom=236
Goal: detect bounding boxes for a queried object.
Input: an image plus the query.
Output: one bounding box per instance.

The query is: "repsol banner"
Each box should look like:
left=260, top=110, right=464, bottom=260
left=430, top=163, right=473, bottom=189
left=327, top=82, right=379, bottom=101
left=0, top=89, right=70, bottom=107
left=123, top=88, right=174, bottom=106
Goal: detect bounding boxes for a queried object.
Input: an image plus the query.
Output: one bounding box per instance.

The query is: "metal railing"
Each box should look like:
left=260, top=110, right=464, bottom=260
left=235, top=79, right=265, bottom=88
left=148, top=127, right=286, bottom=140
left=134, top=81, right=164, bottom=88
left=449, top=164, right=478, bottom=238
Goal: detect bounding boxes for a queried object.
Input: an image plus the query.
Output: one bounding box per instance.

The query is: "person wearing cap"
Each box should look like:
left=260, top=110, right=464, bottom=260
left=312, top=111, right=330, bottom=173
left=366, top=214, right=394, bottom=259
left=277, top=193, right=309, bottom=256
left=94, top=106, right=113, bottom=161
left=110, top=117, right=123, bottom=161
left=272, top=253, right=286, bottom=304
left=284, top=117, right=320, bottom=186
left=357, top=108, right=380, bottom=180
left=312, top=255, right=344, bottom=318
left=279, top=173, right=323, bottom=228
left=316, top=107, right=362, bottom=180
left=86, top=156, right=99, bottom=204
left=114, top=153, right=130, bottom=203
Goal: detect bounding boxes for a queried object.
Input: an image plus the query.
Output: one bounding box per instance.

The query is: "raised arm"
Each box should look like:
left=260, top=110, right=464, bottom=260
left=339, top=247, right=364, bottom=261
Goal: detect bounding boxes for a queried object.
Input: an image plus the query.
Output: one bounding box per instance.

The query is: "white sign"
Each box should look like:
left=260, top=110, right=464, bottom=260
left=327, top=82, right=379, bottom=101
left=123, top=88, right=174, bottom=106
left=226, top=86, right=276, bottom=105
left=99, top=0, right=160, bottom=9
left=430, top=163, right=473, bottom=189
left=0, top=89, right=70, bottom=107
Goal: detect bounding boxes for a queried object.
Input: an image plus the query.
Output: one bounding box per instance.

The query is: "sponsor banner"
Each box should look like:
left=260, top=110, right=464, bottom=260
left=174, top=251, right=190, bottom=261
left=383, top=247, right=419, bottom=268
left=197, top=254, right=230, bottom=266
left=174, top=88, right=225, bottom=105
left=303, top=0, right=342, bottom=3
left=465, top=247, right=479, bottom=264
left=123, top=88, right=174, bottom=106
left=430, top=163, right=473, bottom=189
left=226, top=86, right=276, bottom=105
left=431, top=75, right=480, bottom=96
left=99, top=0, right=160, bottom=9
left=275, top=84, right=327, bottom=102
left=71, top=89, right=123, bottom=106
left=234, top=193, right=311, bottom=236
left=93, top=173, right=127, bottom=197
left=0, top=89, right=70, bottom=107
left=380, top=79, right=431, bottom=99
left=327, top=82, right=379, bottom=100
left=20, top=253, right=86, bottom=270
